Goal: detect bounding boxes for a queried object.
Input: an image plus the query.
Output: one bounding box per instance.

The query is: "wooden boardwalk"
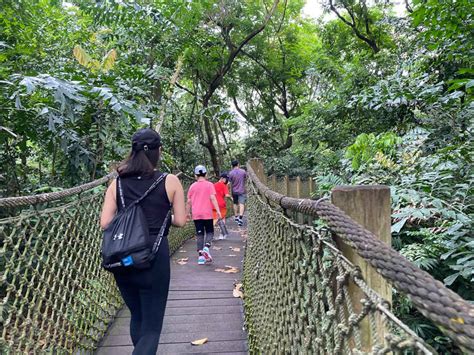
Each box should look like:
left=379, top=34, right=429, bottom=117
left=96, top=219, right=248, bottom=354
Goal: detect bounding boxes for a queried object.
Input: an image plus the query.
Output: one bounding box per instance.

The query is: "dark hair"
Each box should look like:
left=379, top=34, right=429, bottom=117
left=196, top=172, right=207, bottom=177
left=220, top=173, right=229, bottom=183
left=117, top=148, right=160, bottom=178
left=231, top=160, right=239, bottom=167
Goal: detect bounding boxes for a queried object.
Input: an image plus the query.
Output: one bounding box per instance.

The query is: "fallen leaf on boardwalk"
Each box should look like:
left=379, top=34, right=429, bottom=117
left=176, top=258, right=188, bottom=265
left=233, top=283, right=244, bottom=298
left=215, top=266, right=239, bottom=273
left=212, top=246, right=222, bottom=250
left=229, top=247, right=241, bottom=252
left=191, top=338, right=208, bottom=346
left=227, top=254, right=237, bottom=257
left=178, top=250, right=187, bottom=253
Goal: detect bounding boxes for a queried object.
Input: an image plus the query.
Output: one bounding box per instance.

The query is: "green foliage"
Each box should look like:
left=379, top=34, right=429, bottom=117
left=346, top=132, right=401, bottom=170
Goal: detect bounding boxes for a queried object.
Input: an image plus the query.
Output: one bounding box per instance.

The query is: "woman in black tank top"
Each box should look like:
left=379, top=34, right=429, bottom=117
left=100, top=128, right=186, bottom=355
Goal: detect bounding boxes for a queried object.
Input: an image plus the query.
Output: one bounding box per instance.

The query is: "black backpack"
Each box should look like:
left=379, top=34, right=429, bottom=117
left=101, top=173, right=170, bottom=271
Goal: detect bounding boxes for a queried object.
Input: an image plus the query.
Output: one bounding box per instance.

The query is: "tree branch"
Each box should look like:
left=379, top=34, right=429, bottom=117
left=203, top=0, right=280, bottom=106
left=175, top=82, right=197, bottom=97
left=232, top=96, right=249, bottom=120
left=329, top=0, right=379, bottom=53
left=404, top=0, right=413, bottom=13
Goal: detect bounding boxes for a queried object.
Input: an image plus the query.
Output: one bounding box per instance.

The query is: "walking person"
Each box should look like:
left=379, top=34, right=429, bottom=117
left=228, top=160, right=247, bottom=226
left=100, top=128, right=186, bottom=355
left=213, top=172, right=231, bottom=239
left=187, top=165, right=222, bottom=264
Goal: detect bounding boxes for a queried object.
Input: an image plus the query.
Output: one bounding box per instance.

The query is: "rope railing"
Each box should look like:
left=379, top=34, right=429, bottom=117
left=0, top=173, right=194, bottom=353
left=245, top=162, right=474, bottom=353
left=0, top=173, right=117, bottom=209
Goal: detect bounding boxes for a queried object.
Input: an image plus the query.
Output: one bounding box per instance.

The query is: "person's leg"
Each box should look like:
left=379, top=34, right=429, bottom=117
left=203, top=219, right=214, bottom=246
left=132, top=239, right=171, bottom=355
left=232, top=194, right=239, bottom=220
left=219, top=207, right=228, bottom=237
left=201, top=219, right=214, bottom=262
left=194, top=220, right=205, bottom=251
left=214, top=208, right=223, bottom=239
left=114, top=275, right=142, bottom=346
left=238, top=194, right=247, bottom=218
left=194, top=220, right=206, bottom=264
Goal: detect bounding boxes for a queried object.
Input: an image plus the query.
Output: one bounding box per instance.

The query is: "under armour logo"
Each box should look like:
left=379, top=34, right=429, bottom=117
left=113, top=233, right=124, bottom=241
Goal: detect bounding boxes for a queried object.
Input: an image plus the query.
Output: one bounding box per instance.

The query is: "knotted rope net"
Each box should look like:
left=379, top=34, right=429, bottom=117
left=1, top=174, right=194, bottom=353
left=244, top=162, right=474, bottom=354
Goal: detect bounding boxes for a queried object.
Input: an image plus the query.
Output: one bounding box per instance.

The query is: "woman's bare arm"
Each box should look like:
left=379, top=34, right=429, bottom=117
left=165, top=174, right=186, bottom=227
left=100, top=180, right=117, bottom=229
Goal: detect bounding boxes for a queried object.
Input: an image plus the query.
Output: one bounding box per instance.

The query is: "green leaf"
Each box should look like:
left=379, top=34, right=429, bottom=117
left=443, top=272, right=460, bottom=286
left=392, top=217, right=408, bottom=234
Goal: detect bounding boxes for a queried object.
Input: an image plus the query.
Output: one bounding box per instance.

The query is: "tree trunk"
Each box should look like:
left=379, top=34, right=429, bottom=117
left=212, top=118, right=223, bottom=171
left=201, top=112, right=220, bottom=175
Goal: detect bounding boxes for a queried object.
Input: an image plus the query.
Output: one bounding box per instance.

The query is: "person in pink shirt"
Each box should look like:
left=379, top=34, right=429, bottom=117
left=186, top=165, right=222, bottom=264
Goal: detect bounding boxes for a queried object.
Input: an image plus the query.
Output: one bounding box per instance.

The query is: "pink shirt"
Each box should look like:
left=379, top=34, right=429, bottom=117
left=187, top=180, right=216, bottom=220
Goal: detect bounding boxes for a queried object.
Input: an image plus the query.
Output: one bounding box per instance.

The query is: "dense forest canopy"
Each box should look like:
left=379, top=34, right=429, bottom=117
left=0, top=0, right=472, bottom=351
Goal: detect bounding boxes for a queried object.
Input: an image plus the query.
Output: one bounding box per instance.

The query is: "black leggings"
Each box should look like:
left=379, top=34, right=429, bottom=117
left=193, top=219, right=214, bottom=251
left=113, top=238, right=170, bottom=355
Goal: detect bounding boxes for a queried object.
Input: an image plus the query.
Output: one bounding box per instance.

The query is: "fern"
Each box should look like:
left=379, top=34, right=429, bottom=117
left=314, top=174, right=345, bottom=196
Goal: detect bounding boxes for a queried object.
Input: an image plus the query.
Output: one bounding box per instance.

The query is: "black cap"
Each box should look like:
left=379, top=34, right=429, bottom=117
left=220, top=171, right=229, bottom=179
left=132, top=128, right=162, bottom=152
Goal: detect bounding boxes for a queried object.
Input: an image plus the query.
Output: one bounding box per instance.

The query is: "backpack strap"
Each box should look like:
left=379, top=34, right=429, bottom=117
left=117, top=173, right=168, bottom=210
left=117, top=178, right=126, bottom=209
left=150, top=209, right=172, bottom=257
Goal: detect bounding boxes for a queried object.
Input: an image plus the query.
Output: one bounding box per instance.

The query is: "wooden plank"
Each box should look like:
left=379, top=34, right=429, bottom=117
left=166, top=291, right=235, bottom=300
left=108, top=318, right=244, bottom=336
left=117, top=305, right=243, bottom=318
left=97, top=340, right=248, bottom=355
left=112, top=313, right=244, bottom=327
left=165, top=298, right=242, bottom=308
left=100, top=330, right=247, bottom=347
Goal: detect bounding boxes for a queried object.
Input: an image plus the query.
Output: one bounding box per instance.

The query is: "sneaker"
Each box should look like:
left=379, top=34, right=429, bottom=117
left=217, top=234, right=225, bottom=240
left=202, top=247, right=213, bottom=263
left=237, top=218, right=243, bottom=227
left=234, top=216, right=239, bottom=223
left=198, top=255, right=206, bottom=265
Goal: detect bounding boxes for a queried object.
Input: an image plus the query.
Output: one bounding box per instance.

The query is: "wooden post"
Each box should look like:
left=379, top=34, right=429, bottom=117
left=309, top=178, right=315, bottom=198
left=295, top=177, right=304, bottom=223
left=331, top=185, right=392, bottom=351
left=271, top=175, right=277, bottom=191
left=251, top=159, right=267, bottom=184
left=295, top=176, right=301, bottom=198
left=284, top=176, right=289, bottom=196
left=305, top=178, right=315, bottom=225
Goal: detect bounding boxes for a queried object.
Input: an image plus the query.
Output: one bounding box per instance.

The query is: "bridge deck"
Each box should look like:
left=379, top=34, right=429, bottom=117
left=96, top=219, right=248, bottom=354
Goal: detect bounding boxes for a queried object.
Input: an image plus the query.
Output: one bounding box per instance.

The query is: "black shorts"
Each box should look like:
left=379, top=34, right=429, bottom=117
left=193, top=219, right=214, bottom=235
left=232, top=193, right=247, bottom=204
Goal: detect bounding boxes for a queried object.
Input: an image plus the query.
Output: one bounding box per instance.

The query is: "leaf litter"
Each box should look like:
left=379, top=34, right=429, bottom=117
left=233, top=283, right=244, bottom=298
left=176, top=258, right=188, bottom=265
left=191, top=337, right=208, bottom=346
left=215, top=265, right=239, bottom=273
